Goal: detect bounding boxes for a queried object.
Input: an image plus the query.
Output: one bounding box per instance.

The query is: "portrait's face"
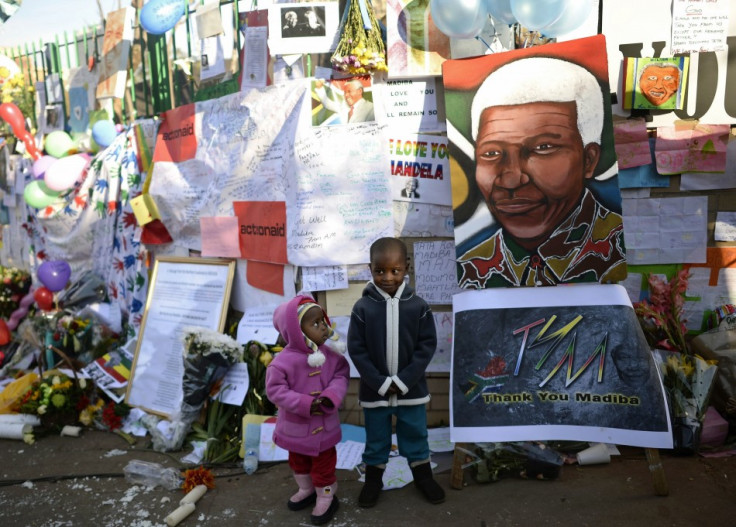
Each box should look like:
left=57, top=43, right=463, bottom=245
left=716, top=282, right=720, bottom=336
left=370, top=248, right=407, bottom=297
left=406, top=179, right=417, bottom=192
left=474, top=101, right=600, bottom=250
left=300, top=306, right=330, bottom=346
left=343, top=83, right=363, bottom=106
left=639, top=65, right=680, bottom=106
left=285, top=13, right=296, bottom=26
left=611, top=345, right=651, bottom=386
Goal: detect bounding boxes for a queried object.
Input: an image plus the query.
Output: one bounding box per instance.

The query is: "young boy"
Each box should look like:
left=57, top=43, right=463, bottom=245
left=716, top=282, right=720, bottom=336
left=347, top=237, right=445, bottom=507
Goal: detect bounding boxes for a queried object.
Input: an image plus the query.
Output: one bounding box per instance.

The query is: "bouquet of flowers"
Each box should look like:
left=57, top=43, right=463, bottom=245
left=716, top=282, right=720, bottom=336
left=12, top=371, right=94, bottom=433
left=331, top=0, right=388, bottom=74
left=634, top=269, right=690, bottom=353
left=47, top=313, right=94, bottom=358
left=470, top=442, right=564, bottom=483
left=0, top=266, right=32, bottom=320
left=242, top=340, right=279, bottom=416
left=654, top=350, right=718, bottom=454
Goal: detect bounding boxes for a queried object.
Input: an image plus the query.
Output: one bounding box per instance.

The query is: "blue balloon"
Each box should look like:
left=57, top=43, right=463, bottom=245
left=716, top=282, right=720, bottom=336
left=485, top=0, right=517, bottom=25
left=91, top=120, right=119, bottom=148
left=430, top=0, right=488, bottom=39
left=510, top=0, right=565, bottom=31
left=539, top=0, right=594, bottom=37
left=140, top=0, right=186, bottom=35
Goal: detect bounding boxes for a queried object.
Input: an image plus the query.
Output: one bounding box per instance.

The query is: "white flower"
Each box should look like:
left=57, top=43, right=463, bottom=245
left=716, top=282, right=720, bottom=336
left=38, top=405, right=47, bottom=415
left=79, top=378, right=87, bottom=389
left=23, top=432, right=35, bottom=445
left=52, top=376, right=61, bottom=386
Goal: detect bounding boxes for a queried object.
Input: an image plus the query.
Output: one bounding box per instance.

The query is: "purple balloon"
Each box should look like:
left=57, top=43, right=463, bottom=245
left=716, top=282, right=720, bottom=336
left=37, top=260, right=71, bottom=292
left=33, top=155, right=57, bottom=180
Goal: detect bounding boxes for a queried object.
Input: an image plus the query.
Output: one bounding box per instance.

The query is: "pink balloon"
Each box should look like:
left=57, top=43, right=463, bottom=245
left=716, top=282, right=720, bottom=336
left=43, top=154, right=89, bottom=192
left=33, top=155, right=57, bottom=180
left=6, top=305, right=28, bottom=330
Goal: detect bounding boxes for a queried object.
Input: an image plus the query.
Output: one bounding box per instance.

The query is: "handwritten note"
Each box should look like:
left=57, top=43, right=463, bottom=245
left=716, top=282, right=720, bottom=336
left=236, top=307, right=280, bottom=345
left=377, top=78, right=445, bottom=132
left=200, top=216, right=241, bottom=257
left=301, top=265, right=348, bottom=291
left=655, top=124, right=730, bottom=175
left=413, top=241, right=462, bottom=304
left=671, top=0, right=730, bottom=54
left=612, top=118, right=651, bottom=169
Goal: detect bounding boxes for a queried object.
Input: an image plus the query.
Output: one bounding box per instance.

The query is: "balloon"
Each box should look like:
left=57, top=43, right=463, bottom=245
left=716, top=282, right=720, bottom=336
left=0, top=102, right=42, bottom=160
left=140, top=0, right=186, bottom=35
left=44, top=130, right=75, bottom=158
left=0, top=101, right=25, bottom=132
left=485, top=0, right=517, bottom=25
left=33, top=286, right=54, bottom=311
left=43, top=154, right=89, bottom=192
left=0, top=319, right=9, bottom=345
left=539, top=0, right=594, bottom=37
left=23, top=179, right=61, bottom=209
left=430, top=0, right=488, bottom=39
left=510, top=0, right=565, bottom=31
left=33, top=155, right=57, bottom=180
left=37, top=260, right=71, bottom=292
left=91, top=119, right=119, bottom=148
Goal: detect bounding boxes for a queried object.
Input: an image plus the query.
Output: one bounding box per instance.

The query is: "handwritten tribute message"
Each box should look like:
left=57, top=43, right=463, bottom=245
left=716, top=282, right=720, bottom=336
left=413, top=240, right=462, bottom=304
left=671, top=0, right=729, bottom=54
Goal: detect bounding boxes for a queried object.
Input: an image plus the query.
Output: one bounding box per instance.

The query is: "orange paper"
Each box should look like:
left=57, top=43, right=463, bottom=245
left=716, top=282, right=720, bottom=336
left=246, top=260, right=284, bottom=295
left=233, top=201, right=288, bottom=264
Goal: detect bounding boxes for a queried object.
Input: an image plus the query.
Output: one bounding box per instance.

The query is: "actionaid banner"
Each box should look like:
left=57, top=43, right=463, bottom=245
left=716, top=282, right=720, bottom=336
left=451, top=284, right=672, bottom=448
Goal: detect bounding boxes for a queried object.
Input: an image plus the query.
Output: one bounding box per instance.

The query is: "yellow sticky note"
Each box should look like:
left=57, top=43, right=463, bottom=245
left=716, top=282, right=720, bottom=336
left=130, top=194, right=161, bottom=226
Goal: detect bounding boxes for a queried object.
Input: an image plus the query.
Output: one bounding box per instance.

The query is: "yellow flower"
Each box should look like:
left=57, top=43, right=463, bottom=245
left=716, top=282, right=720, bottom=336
left=52, top=376, right=61, bottom=386
left=258, top=351, right=273, bottom=367
left=23, top=432, right=35, bottom=445
left=79, top=378, right=87, bottom=390
left=79, top=408, right=94, bottom=426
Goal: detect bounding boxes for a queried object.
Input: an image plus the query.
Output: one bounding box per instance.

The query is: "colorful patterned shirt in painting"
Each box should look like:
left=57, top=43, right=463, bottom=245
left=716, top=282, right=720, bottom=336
left=458, top=189, right=626, bottom=288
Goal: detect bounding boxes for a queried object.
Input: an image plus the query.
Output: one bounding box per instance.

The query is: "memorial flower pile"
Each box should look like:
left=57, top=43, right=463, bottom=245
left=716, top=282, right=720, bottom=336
left=0, top=265, right=32, bottom=319
left=331, top=0, right=387, bottom=74
left=242, top=340, right=279, bottom=416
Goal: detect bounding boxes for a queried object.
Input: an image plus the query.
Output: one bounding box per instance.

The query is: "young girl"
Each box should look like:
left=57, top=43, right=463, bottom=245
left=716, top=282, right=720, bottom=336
left=266, top=295, right=350, bottom=525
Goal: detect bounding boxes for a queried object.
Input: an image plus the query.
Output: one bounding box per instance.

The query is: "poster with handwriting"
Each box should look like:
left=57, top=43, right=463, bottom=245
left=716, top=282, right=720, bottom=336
left=451, top=285, right=671, bottom=447
left=389, top=133, right=451, bottom=206
left=671, top=0, right=729, bottom=54
left=148, top=81, right=305, bottom=252
left=413, top=240, right=462, bottom=304
left=286, top=121, right=393, bottom=266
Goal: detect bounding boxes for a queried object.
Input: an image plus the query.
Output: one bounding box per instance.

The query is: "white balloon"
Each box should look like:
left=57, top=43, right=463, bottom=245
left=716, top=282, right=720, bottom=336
left=511, top=0, right=566, bottom=31
left=540, top=0, right=595, bottom=37
left=431, top=0, right=488, bottom=39
left=43, top=154, right=89, bottom=192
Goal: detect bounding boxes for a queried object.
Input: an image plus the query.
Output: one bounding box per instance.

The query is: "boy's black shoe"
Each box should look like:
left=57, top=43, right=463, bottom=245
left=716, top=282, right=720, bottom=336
left=411, top=461, right=445, bottom=504
left=358, top=465, right=385, bottom=507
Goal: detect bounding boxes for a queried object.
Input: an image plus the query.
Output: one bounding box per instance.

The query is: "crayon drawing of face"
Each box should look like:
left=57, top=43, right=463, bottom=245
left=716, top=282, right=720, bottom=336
left=638, top=64, right=680, bottom=107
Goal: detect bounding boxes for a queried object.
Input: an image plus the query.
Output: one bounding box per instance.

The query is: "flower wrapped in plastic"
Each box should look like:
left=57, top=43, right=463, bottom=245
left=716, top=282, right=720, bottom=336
left=654, top=349, right=718, bottom=454
left=634, top=269, right=690, bottom=353
left=331, top=0, right=388, bottom=74
left=145, top=327, right=243, bottom=452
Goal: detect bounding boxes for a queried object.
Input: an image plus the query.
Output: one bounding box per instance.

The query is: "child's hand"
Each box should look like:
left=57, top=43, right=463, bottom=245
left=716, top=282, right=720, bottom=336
left=310, top=397, right=323, bottom=414
left=386, top=383, right=400, bottom=396
left=321, top=397, right=334, bottom=408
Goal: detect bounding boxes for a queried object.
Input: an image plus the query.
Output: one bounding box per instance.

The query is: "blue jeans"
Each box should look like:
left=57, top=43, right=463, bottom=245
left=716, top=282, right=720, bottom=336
left=362, top=405, right=430, bottom=466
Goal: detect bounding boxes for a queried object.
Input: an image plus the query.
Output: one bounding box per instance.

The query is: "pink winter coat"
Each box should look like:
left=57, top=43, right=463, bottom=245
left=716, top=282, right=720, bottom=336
left=265, top=295, right=350, bottom=457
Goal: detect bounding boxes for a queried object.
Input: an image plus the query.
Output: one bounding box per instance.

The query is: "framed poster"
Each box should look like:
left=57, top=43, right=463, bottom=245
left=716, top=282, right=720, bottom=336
left=126, top=256, right=236, bottom=418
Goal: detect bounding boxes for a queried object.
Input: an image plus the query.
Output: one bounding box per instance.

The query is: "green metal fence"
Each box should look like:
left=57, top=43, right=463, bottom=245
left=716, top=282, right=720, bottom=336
left=1, top=0, right=242, bottom=126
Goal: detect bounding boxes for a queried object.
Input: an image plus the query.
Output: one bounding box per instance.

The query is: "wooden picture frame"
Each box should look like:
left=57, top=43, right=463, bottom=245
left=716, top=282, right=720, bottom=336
left=125, top=256, right=236, bottom=419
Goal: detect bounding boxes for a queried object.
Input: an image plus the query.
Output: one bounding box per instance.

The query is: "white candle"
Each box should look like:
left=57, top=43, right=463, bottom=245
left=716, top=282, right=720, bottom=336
left=0, top=414, right=41, bottom=426
left=164, top=502, right=196, bottom=527
left=179, top=484, right=207, bottom=506
left=60, top=425, right=82, bottom=437
left=0, top=423, right=31, bottom=440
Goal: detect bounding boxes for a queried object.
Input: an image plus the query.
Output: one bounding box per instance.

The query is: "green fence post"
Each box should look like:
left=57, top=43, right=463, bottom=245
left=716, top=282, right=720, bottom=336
left=146, top=33, right=172, bottom=114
